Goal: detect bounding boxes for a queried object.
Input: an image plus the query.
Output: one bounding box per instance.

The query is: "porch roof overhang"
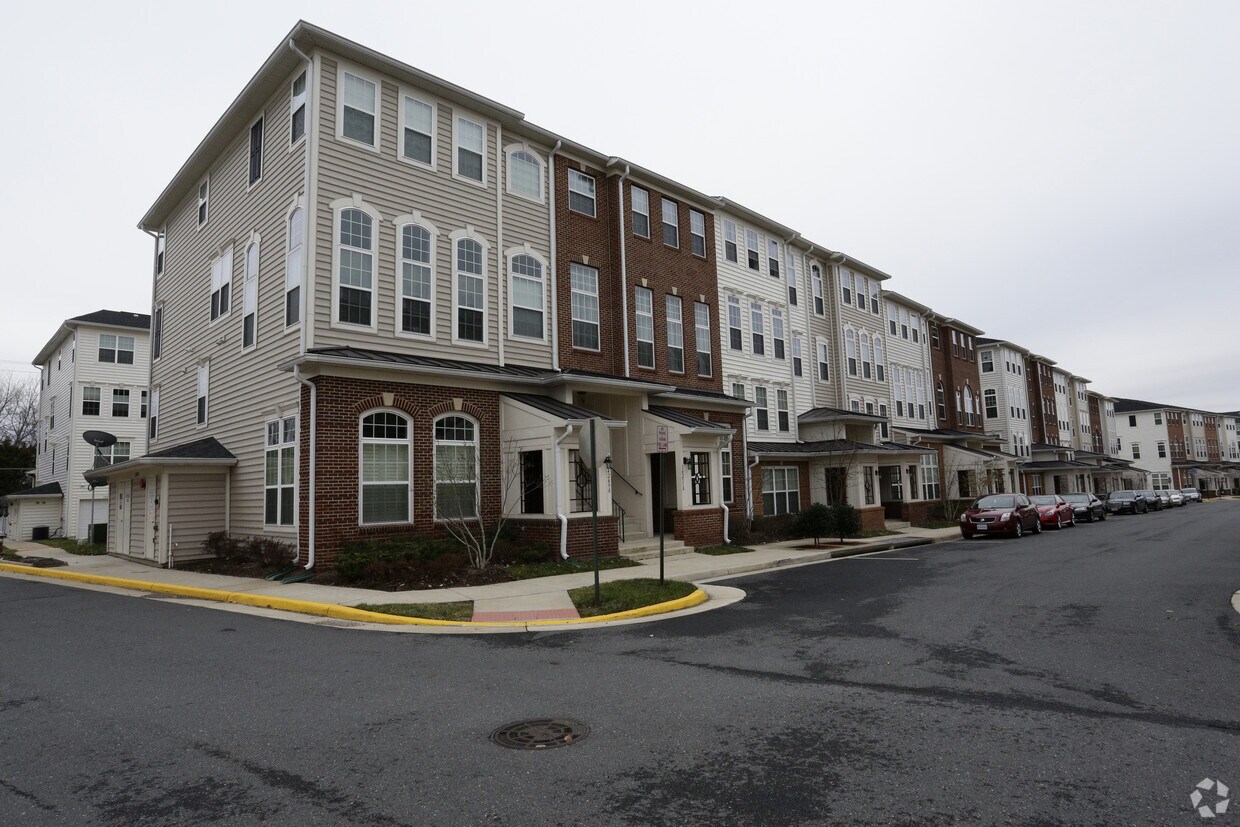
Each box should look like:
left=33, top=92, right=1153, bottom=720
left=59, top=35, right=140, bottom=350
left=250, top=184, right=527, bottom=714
left=501, top=394, right=626, bottom=429
left=84, top=437, right=237, bottom=484
left=1, top=482, right=63, bottom=500
left=1019, top=460, right=1098, bottom=472
left=800, top=406, right=886, bottom=426
left=749, top=439, right=930, bottom=461
left=645, top=407, right=735, bottom=437
left=654, top=386, right=752, bottom=409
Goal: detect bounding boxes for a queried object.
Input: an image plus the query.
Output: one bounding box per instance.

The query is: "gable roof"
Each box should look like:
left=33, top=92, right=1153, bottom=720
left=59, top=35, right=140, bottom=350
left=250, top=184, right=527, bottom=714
left=2, top=481, right=63, bottom=499
left=33, top=310, right=152, bottom=366
left=646, top=406, right=731, bottom=431
left=503, top=394, right=613, bottom=422
left=147, top=437, right=236, bottom=460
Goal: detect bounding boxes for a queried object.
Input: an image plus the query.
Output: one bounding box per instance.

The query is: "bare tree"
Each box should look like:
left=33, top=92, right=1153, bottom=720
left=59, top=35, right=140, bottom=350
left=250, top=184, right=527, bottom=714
left=0, top=373, right=39, bottom=446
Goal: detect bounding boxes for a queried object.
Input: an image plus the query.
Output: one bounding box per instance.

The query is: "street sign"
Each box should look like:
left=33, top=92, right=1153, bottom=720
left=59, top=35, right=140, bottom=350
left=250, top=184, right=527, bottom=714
left=577, top=417, right=610, bottom=470
left=656, top=424, right=669, bottom=453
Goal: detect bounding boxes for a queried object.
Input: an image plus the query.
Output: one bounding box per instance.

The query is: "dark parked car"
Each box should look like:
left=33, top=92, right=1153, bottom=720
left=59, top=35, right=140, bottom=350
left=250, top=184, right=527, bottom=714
left=1152, top=490, right=1172, bottom=508
left=1106, top=490, right=1148, bottom=515
left=1062, top=492, right=1107, bottom=522
left=960, top=493, right=1041, bottom=539
left=1137, top=490, right=1164, bottom=510
left=1030, top=494, right=1075, bottom=529
left=1180, top=487, right=1202, bottom=503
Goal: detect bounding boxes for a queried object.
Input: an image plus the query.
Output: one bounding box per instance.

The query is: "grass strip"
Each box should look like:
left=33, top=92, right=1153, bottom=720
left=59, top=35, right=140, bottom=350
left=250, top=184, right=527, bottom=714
left=354, top=601, right=474, bottom=622
left=694, top=544, right=755, bottom=556
left=506, top=556, right=641, bottom=580
left=569, top=578, right=697, bottom=618
left=34, top=538, right=108, bottom=555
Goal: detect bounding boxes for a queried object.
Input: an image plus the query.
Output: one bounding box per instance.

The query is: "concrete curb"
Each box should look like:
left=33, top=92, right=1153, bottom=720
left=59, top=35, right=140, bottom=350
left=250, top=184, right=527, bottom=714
left=1232, top=590, right=1240, bottom=618
left=688, top=536, right=936, bottom=579
left=0, top=562, right=707, bottom=628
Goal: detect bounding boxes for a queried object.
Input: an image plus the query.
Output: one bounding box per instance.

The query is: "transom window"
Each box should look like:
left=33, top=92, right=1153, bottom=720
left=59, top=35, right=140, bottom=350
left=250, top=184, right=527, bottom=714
left=666, top=295, right=684, bottom=373
left=337, top=208, right=374, bottom=326
left=568, top=169, right=596, bottom=216
left=265, top=417, right=297, bottom=527
left=341, top=70, right=377, bottom=147
left=455, top=116, right=485, bottom=182
left=635, top=287, right=654, bottom=369
left=508, top=149, right=542, bottom=199
left=361, top=412, right=410, bottom=525
left=402, top=95, right=435, bottom=165
left=455, top=238, right=486, bottom=342
left=435, top=415, right=478, bottom=520
left=400, top=224, right=433, bottom=336
left=509, top=253, right=544, bottom=339
left=631, top=186, right=650, bottom=237
left=570, top=262, right=600, bottom=349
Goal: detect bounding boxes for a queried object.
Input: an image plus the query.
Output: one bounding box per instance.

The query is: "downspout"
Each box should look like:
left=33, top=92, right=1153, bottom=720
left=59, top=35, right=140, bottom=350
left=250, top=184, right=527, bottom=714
left=743, top=406, right=756, bottom=522
left=718, top=434, right=730, bottom=542
left=548, top=140, right=562, bottom=370
left=554, top=424, right=576, bottom=558
left=289, top=38, right=314, bottom=356
left=293, top=366, right=317, bottom=569
left=496, top=124, right=504, bottom=365
left=611, top=161, right=632, bottom=377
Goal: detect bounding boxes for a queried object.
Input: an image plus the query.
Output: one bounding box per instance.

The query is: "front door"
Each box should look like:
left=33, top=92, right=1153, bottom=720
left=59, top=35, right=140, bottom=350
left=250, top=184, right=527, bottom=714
left=145, top=475, right=160, bottom=561
left=649, top=453, right=675, bottom=533
left=116, top=481, right=131, bottom=555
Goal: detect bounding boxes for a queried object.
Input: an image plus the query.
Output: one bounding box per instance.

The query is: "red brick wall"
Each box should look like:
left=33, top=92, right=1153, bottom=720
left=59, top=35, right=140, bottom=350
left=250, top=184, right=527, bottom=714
left=900, top=500, right=930, bottom=526
left=1088, top=397, right=1104, bottom=453
left=858, top=506, right=887, bottom=531
left=750, top=460, right=811, bottom=518
left=298, top=377, right=505, bottom=570
left=1027, top=359, right=1058, bottom=445
left=508, top=516, right=619, bottom=560
left=672, top=507, right=724, bottom=548
left=930, top=322, right=984, bottom=433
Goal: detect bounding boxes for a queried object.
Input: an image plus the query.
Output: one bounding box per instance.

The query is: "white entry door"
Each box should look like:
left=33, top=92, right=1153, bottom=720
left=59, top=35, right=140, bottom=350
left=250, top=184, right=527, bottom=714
left=145, top=475, right=160, bottom=561
left=115, top=481, right=131, bottom=555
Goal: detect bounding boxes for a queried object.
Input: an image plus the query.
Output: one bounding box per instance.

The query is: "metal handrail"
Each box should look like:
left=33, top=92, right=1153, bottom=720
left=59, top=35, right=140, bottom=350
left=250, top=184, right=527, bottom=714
left=609, top=465, right=642, bottom=497
left=612, top=499, right=626, bottom=542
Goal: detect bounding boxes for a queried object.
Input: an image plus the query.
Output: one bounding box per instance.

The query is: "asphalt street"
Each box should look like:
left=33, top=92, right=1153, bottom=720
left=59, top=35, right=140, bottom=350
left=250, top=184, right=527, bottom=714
left=2, top=502, right=1238, bottom=826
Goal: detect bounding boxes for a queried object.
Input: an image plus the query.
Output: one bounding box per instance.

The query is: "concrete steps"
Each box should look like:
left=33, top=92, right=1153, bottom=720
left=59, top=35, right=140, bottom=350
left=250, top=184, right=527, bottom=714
left=884, top=520, right=912, bottom=530
left=617, top=535, right=693, bottom=561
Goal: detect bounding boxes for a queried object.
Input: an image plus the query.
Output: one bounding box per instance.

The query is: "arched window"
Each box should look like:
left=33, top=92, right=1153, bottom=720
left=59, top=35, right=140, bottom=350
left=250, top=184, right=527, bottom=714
left=336, top=206, right=375, bottom=327
left=509, top=252, right=545, bottom=339
left=874, top=337, right=885, bottom=382
left=360, top=411, right=410, bottom=524
left=455, top=237, right=486, bottom=343
left=963, top=385, right=975, bottom=425
left=936, top=381, right=947, bottom=421
left=845, top=328, right=857, bottom=376
left=399, top=223, right=434, bottom=336
left=860, top=333, right=872, bottom=379
left=434, top=415, right=478, bottom=519
left=507, top=148, right=543, bottom=200
left=286, top=205, right=304, bottom=327
left=242, top=239, right=259, bottom=349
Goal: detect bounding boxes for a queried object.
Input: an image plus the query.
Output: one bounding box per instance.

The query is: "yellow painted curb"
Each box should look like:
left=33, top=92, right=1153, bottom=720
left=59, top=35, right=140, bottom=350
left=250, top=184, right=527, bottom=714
left=0, top=562, right=707, bottom=628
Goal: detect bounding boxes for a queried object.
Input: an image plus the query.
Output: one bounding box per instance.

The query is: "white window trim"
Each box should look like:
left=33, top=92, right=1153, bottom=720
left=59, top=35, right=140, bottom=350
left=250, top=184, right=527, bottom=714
left=450, top=226, right=490, bottom=347
left=246, top=111, right=266, bottom=192
left=661, top=198, right=679, bottom=248
left=289, top=69, right=307, bottom=150
left=433, top=414, right=481, bottom=522
left=329, top=195, right=381, bottom=333
left=397, top=90, right=437, bottom=171
left=196, top=362, right=209, bottom=428
left=452, top=110, right=489, bottom=188
left=666, top=294, right=684, bottom=374
left=694, top=301, right=712, bottom=377
left=358, top=408, right=413, bottom=527
left=264, top=416, right=299, bottom=530
left=208, top=244, right=234, bottom=326
left=631, top=186, right=650, bottom=238
left=392, top=211, right=440, bottom=341
left=635, top=286, right=655, bottom=370
left=284, top=195, right=306, bottom=332
left=336, top=63, right=381, bottom=153
left=241, top=232, right=260, bottom=352
left=506, top=243, right=547, bottom=342
left=569, top=261, right=601, bottom=352
left=567, top=169, right=597, bottom=218
left=689, top=209, right=707, bottom=258
left=504, top=142, right=545, bottom=203
left=197, top=176, right=209, bottom=229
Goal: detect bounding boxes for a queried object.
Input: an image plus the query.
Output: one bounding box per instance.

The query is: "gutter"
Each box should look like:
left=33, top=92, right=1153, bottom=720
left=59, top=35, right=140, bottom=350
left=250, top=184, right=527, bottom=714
left=496, top=122, right=504, bottom=365
left=293, top=366, right=317, bottom=570
left=554, top=424, right=575, bottom=559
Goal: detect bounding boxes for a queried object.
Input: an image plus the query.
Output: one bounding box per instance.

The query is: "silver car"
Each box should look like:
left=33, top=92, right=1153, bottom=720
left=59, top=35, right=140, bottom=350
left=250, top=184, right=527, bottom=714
left=1180, top=487, right=1203, bottom=503
left=1165, top=490, right=1185, bottom=507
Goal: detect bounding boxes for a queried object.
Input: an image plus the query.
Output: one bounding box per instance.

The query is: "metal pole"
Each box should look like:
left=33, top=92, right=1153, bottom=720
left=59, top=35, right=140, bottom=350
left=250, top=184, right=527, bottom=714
left=658, top=451, right=665, bottom=584
left=591, top=418, right=600, bottom=604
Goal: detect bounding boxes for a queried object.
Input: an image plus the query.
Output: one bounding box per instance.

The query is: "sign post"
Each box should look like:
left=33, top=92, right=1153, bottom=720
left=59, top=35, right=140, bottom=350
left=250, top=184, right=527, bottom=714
left=656, top=425, right=669, bottom=584
left=578, top=417, right=609, bottom=605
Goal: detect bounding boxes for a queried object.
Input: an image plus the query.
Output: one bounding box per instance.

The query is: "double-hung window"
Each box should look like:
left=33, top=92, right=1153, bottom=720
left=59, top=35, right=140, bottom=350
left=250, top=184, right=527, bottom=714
left=750, top=302, right=765, bottom=356
left=361, top=412, right=410, bottom=524
left=568, top=169, right=596, bottom=216
left=455, top=238, right=485, bottom=342
left=818, top=341, right=829, bottom=381
left=842, top=270, right=853, bottom=305
left=141, top=390, right=148, bottom=418
left=341, top=69, right=377, bottom=147
left=812, top=265, right=824, bottom=315
left=721, top=450, right=733, bottom=503
left=745, top=229, right=759, bottom=270
left=198, top=179, right=209, bottom=226
left=99, top=334, right=135, bottom=365
left=888, top=306, right=899, bottom=336
left=400, top=223, right=434, bottom=336
left=689, top=210, right=707, bottom=257
left=661, top=199, right=679, bottom=247
left=845, top=329, right=857, bottom=376
left=290, top=71, right=307, bottom=144
left=985, top=389, right=998, bottom=419
left=509, top=254, right=544, bottom=339
left=149, top=389, right=159, bottom=439
left=767, top=239, right=780, bottom=277
left=874, top=337, right=885, bottom=382
left=248, top=116, right=264, bottom=186
left=689, top=452, right=711, bottom=505
left=732, top=382, right=745, bottom=400
left=455, top=116, right=485, bottom=183
left=265, top=417, right=297, bottom=527
left=82, top=387, right=100, bottom=416
left=242, top=241, right=258, bottom=349
left=762, top=468, right=800, bottom=515
left=570, top=262, right=599, bottom=349
left=869, top=280, right=880, bottom=314
left=777, top=389, right=790, bottom=432
left=754, top=386, right=769, bottom=430
left=435, top=415, right=478, bottom=519
left=792, top=335, right=803, bottom=377
left=666, top=295, right=684, bottom=373
left=723, top=220, right=738, bottom=262
left=727, top=296, right=742, bottom=350
left=785, top=251, right=797, bottom=305
left=152, top=306, right=163, bottom=360
left=694, top=301, right=711, bottom=376
left=196, top=363, right=209, bottom=426
left=337, top=208, right=374, bottom=327
left=210, top=246, right=233, bottom=321
left=631, top=186, right=649, bottom=237
left=286, top=206, right=305, bottom=327
left=771, top=309, right=785, bottom=360
left=635, top=287, right=655, bottom=368
left=401, top=95, right=435, bottom=166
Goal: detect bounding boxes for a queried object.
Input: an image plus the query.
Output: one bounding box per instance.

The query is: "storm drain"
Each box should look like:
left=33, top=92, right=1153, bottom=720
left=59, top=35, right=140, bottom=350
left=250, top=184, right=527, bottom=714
left=489, top=718, right=589, bottom=750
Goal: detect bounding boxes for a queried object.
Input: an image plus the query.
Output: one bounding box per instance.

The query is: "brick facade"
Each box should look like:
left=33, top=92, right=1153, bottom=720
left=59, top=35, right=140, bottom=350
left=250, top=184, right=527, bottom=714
left=929, top=319, right=984, bottom=433
left=858, top=505, right=887, bottom=531
left=750, top=460, right=811, bottom=518
left=899, top=500, right=930, bottom=526
left=1088, top=396, right=1105, bottom=453
left=672, top=507, right=724, bottom=548
left=508, top=515, right=619, bottom=561
left=1027, top=358, right=1059, bottom=445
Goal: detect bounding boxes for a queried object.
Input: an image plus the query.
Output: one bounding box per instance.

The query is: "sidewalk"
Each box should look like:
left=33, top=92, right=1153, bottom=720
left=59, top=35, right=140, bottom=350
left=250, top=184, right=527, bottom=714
left=0, top=527, right=960, bottom=630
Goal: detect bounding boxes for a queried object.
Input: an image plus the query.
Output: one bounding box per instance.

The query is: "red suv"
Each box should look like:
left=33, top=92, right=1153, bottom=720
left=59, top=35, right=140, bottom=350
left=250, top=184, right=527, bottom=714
left=960, top=494, right=1042, bottom=539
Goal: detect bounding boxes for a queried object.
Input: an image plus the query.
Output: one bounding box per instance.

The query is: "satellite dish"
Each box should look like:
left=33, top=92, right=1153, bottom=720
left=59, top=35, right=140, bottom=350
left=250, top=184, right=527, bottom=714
left=83, top=430, right=118, bottom=448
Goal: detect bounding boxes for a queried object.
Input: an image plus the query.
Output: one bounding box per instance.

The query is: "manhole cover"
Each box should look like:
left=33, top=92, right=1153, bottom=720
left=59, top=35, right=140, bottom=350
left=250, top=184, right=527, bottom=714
left=490, top=718, right=589, bottom=750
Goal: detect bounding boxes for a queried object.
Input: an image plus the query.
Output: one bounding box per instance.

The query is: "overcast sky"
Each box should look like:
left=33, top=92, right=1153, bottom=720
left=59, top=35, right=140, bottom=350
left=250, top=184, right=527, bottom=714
left=3, top=1, right=1237, bottom=411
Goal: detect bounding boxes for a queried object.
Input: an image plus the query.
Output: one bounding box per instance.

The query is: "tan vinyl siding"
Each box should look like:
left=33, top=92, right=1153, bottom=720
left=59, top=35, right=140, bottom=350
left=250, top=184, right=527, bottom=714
left=152, top=64, right=305, bottom=544
left=128, top=483, right=146, bottom=556
left=166, top=473, right=227, bottom=563
left=311, top=54, right=552, bottom=368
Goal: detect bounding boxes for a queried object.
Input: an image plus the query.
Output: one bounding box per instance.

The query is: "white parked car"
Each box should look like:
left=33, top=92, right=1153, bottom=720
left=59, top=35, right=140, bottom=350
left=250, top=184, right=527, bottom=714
left=1165, top=490, right=1185, bottom=507
left=1180, top=487, right=1202, bottom=503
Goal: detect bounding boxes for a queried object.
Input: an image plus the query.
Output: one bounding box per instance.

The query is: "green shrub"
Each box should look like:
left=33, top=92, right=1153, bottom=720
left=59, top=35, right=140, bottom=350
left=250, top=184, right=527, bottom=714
left=793, top=503, right=832, bottom=544
left=747, top=513, right=799, bottom=541
left=334, top=536, right=460, bottom=582
left=202, top=532, right=295, bottom=566
left=827, top=502, right=862, bottom=541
